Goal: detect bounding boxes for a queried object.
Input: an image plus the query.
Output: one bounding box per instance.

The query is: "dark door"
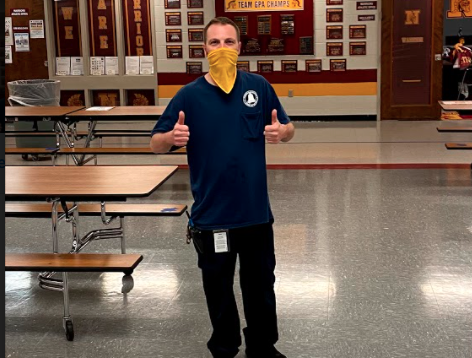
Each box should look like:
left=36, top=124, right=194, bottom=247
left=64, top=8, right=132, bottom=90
left=5, top=0, right=49, bottom=104
left=381, top=0, right=443, bottom=119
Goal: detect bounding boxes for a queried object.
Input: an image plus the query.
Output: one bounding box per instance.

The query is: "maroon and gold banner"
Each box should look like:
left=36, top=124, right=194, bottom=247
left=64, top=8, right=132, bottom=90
left=60, top=90, right=85, bottom=106
left=88, top=0, right=117, bottom=56
left=53, top=0, right=82, bottom=57
left=446, top=0, right=472, bottom=18
left=92, top=90, right=120, bottom=106
left=122, top=0, right=153, bottom=56
left=126, top=90, right=155, bottom=106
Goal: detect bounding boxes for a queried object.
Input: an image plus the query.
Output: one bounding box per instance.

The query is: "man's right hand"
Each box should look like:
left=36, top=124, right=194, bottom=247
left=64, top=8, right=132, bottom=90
left=171, top=111, right=189, bottom=146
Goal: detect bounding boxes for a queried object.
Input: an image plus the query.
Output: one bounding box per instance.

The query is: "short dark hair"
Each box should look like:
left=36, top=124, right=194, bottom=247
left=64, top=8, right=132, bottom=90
left=203, top=17, right=240, bottom=44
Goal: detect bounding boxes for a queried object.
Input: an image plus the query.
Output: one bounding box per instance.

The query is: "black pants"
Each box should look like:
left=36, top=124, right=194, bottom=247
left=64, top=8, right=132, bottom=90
left=195, top=221, right=278, bottom=358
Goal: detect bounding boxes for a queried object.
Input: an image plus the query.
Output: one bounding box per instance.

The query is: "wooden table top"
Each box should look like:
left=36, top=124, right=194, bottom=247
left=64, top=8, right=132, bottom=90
left=5, top=165, right=178, bottom=199
left=5, top=106, right=85, bottom=118
left=439, top=101, right=472, bottom=111
left=69, top=106, right=166, bottom=119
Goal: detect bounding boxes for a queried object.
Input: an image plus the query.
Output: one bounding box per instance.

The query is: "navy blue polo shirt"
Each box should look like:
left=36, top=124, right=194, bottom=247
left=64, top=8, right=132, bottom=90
left=152, top=70, right=290, bottom=230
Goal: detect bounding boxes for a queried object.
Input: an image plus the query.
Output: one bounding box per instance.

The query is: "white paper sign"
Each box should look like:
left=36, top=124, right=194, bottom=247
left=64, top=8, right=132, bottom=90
left=71, top=57, right=83, bottom=75
left=125, top=56, right=140, bottom=75
left=56, top=57, right=71, bottom=75
left=29, top=20, right=45, bottom=38
left=5, top=46, right=13, bottom=64
left=139, top=56, right=154, bottom=75
left=86, top=106, right=114, bottom=111
left=90, top=56, right=105, bottom=75
left=5, top=17, right=13, bottom=46
left=14, top=33, right=30, bottom=52
left=105, top=56, right=119, bottom=75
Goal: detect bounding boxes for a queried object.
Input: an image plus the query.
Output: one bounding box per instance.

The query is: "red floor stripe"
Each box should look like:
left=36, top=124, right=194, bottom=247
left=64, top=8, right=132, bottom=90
left=177, top=163, right=471, bottom=170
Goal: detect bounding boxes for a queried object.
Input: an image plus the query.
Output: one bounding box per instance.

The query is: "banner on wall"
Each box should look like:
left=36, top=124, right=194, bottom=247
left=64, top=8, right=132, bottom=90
left=446, top=0, right=472, bottom=18
left=88, top=0, right=117, bottom=56
left=224, top=0, right=304, bottom=12
left=122, top=0, right=153, bottom=56
left=53, top=0, right=82, bottom=56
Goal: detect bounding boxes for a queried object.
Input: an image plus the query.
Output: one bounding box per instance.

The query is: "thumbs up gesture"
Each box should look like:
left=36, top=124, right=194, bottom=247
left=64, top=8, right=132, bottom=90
left=264, top=109, right=287, bottom=144
left=172, top=111, right=190, bottom=147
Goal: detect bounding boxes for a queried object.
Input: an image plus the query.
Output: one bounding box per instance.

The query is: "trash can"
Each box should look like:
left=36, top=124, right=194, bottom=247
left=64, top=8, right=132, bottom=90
left=8, top=79, right=60, bottom=151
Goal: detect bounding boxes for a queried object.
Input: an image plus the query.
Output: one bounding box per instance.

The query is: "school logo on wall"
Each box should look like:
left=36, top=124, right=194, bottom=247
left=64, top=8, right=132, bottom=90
left=447, top=0, right=472, bottom=18
left=405, top=10, right=420, bottom=25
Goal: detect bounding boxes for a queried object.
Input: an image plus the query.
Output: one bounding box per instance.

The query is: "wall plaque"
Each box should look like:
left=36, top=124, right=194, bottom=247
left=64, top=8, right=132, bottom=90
left=326, top=26, right=343, bottom=39
left=257, top=15, right=272, bottom=35
left=350, top=41, right=366, bottom=55
left=327, top=42, right=343, bottom=56
left=268, top=38, right=285, bottom=53
left=186, top=61, right=203, bottom=74
left=166, top=45, right=183, bottom=58
left=326, top=9, right=343, bottom=22
left=306, top=59, right=322, bottom=72
left=330, top=59, right=346, bottom=71
left=189, top=45, right=205, bottom=58
left=299, top=36, right=313, bottom=54
left=258, top=60, right=274, bottom=73
left=244, top=38, right=261, bottom=54
left=349, top=25, right=366, bottom=39
left=188, top=29, right=204, bottom=42
left=164, top=0, right=180, bottom=9
left=166, top=29, right=182, bottom=42
left=282, top=60, right=298, bottom=73
left=237, top=61, right=250, bottom=72
left=234, top=16, right=248, bottom=35
left=188, top=12, right=204, bottom=25
left=280, top=15, right=295, bottom=35
left=165, top=12, right=181, bottom=26
left=188, top=0, right=204, bottom=8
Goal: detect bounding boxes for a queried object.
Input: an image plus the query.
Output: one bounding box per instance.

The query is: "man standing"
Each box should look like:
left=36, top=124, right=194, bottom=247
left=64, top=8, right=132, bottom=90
left=150, top=17, right=294, bottom=358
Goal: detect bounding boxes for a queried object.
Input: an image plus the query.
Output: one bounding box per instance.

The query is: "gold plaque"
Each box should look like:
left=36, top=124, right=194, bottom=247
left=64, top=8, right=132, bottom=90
left=306, top=59, right=322, bottom=73
left=257, top=60, right=273, bottom=73
left=326, top=26, right=343, bottom=40
left=282, top=60, right=297, bottom=73
left=330, top=59, right=346, bottom=71
left=327, top=42, right=343, bottom=56
left=349, top=25, right=366, bottom=39
left=268, top=38, right=284, bottom=53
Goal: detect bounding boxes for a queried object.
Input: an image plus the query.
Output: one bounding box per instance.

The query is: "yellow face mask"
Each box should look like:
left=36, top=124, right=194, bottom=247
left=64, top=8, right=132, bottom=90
left=207, top=48, right=239, bottom=94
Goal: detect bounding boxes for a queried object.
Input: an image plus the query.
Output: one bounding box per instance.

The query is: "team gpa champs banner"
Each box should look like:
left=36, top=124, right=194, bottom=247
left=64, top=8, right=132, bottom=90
left=225, top=0, right=304, bottom=12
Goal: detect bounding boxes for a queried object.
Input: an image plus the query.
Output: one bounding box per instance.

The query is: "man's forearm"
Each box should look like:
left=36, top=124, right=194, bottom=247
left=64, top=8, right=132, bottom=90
left=150, top=132, right=173, bottom=153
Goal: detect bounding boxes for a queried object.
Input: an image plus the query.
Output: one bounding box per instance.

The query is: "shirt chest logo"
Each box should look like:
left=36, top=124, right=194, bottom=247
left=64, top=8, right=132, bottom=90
left=243, top=90, right=259, bottom=107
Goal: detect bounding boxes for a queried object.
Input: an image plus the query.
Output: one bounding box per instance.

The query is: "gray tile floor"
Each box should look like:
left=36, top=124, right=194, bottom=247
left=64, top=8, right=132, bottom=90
left=5, top=121, right=472, bottom=357
left=6, top=169, right=472, bottom=358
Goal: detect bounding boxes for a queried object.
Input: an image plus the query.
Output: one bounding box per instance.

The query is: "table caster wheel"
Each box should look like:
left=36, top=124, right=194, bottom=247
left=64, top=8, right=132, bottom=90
left=65, top=320, right=74, bottom=341
left=122, top=274, right=134, bottom=293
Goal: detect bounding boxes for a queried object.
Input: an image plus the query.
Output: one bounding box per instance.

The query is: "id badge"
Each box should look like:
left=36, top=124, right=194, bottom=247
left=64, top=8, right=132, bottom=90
left=213, top=229, right=230, bottom=253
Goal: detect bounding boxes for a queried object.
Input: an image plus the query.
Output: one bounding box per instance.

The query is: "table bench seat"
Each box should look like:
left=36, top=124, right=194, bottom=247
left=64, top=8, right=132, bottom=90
left=5, top=253, right=143, bottom=273
left=6, top=203, right=187, bottom=218
left=58, top=147, right=186, bottom=155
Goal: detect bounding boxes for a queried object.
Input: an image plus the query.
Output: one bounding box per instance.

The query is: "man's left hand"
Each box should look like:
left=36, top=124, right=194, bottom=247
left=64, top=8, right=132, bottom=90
left=264, top=109, right=287, bottom=144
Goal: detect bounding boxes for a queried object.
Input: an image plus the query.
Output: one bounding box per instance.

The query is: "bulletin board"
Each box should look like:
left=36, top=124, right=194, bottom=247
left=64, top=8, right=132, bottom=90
left=215, top=1, right=314, bottom=56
